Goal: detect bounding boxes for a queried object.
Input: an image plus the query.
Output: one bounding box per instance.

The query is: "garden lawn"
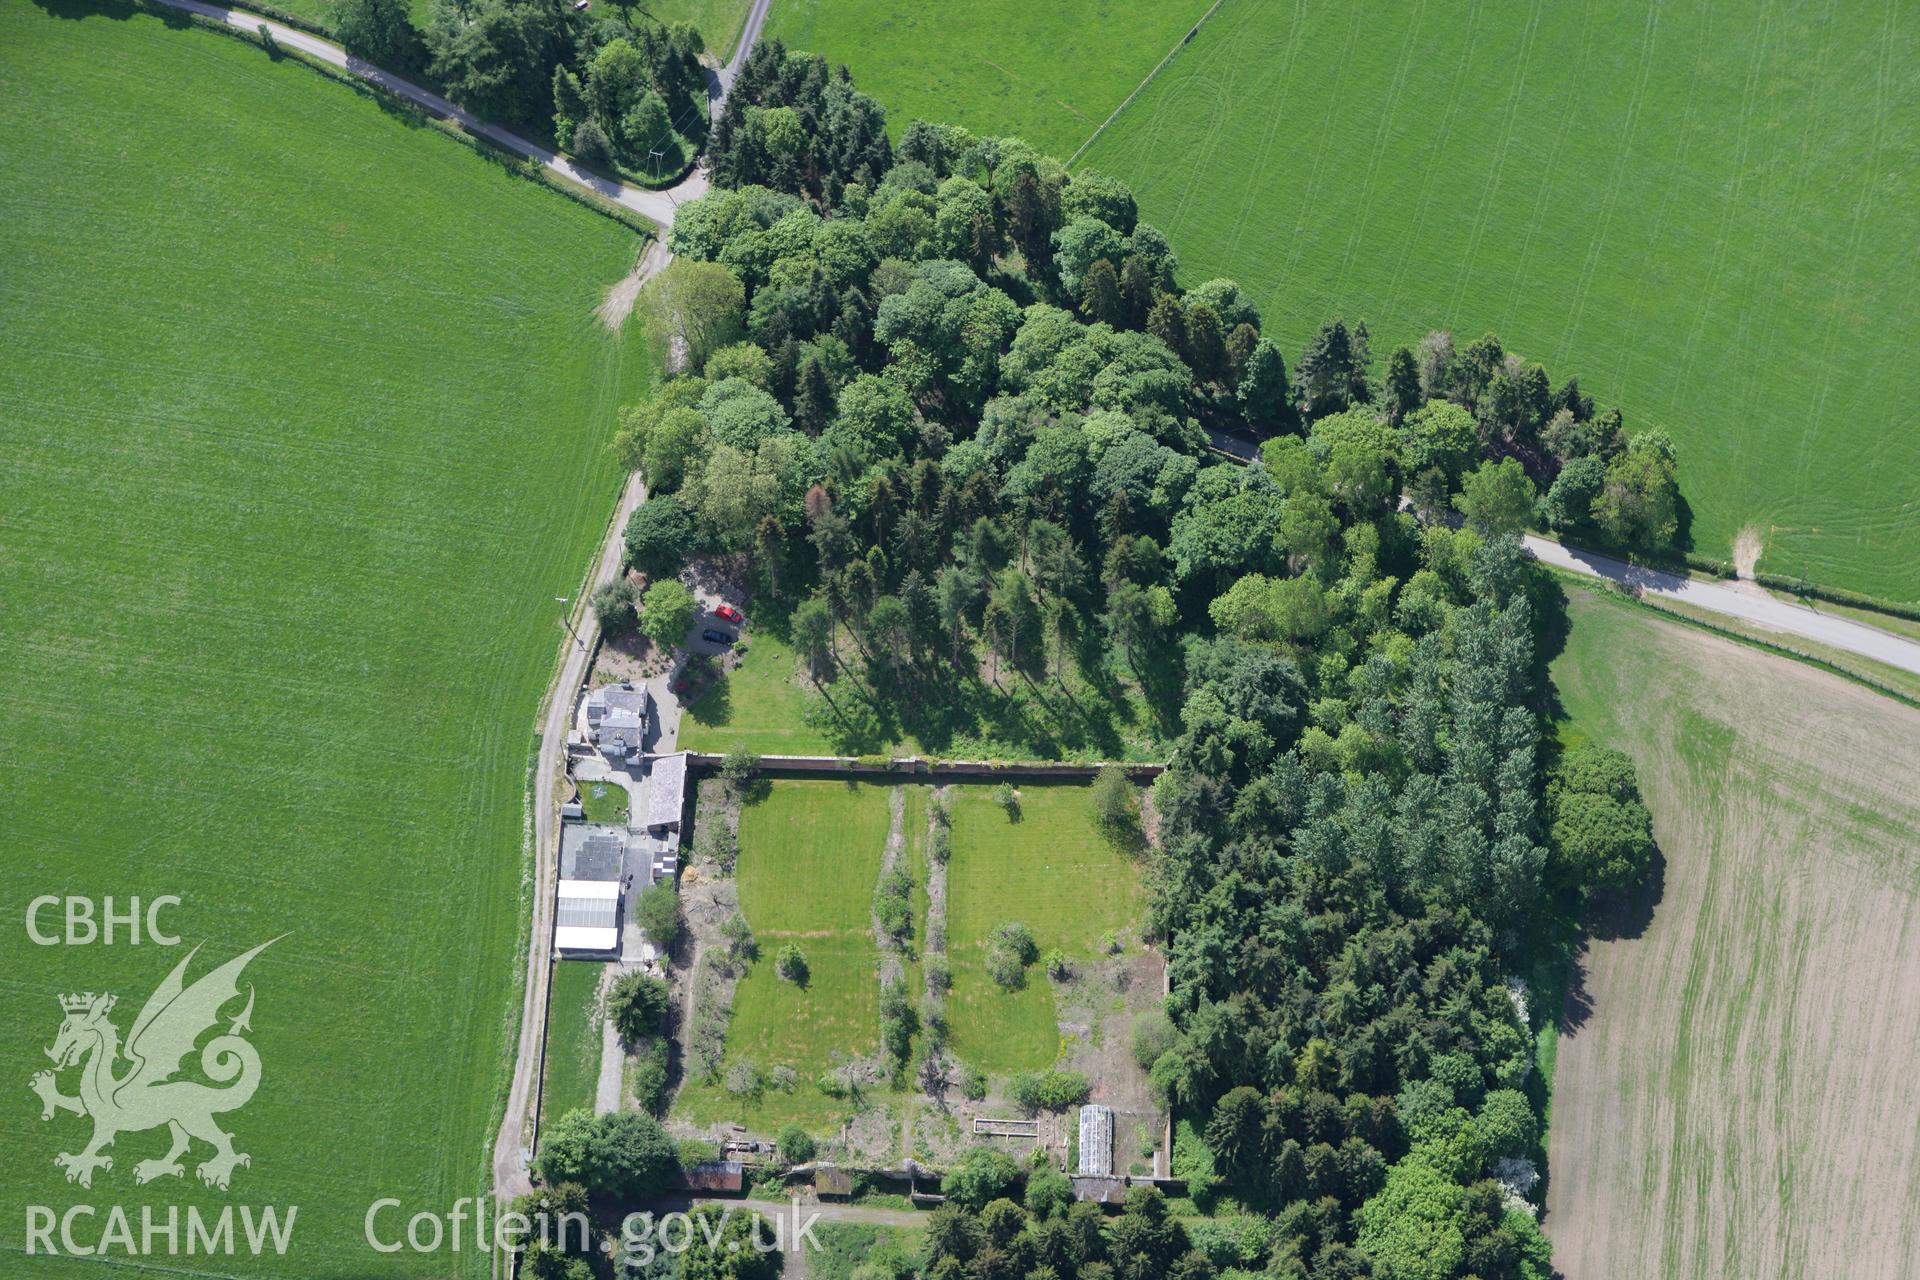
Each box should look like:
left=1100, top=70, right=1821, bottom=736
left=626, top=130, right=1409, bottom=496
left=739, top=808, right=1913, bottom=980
left=673, top=780, right=891, bottom=1131
left=1081, top=0, right=1920, bottom=602
left=541, top=962, right=609, bottom=1125
left=944, top=783, right=1146, bottom=1074
left=580, top=776, right=631, bottom=823
left=679, top=618, right=840, bottom=756
left=0, top=4, right=650, bottom=1274
left=765, top=0, right=1214, bottom=158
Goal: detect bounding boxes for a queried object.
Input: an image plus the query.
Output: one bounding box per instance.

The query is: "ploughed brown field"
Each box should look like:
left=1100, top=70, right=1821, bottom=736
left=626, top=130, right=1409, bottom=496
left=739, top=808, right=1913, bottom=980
left=1546, top=590, right=1920, bottom=1279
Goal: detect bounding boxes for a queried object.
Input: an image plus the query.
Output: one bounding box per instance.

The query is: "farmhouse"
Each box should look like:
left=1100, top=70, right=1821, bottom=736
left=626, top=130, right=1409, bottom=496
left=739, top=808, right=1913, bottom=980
left=583, top=681, right=649, bottom=765
left=555, top=821, right=644, bottom=955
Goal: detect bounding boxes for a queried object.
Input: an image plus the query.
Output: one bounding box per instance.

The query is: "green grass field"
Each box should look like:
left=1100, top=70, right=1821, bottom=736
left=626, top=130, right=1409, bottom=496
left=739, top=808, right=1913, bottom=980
left=944, top=783, right=1145, bottom=1073
left=1077, top=0, right=1920, bottom=601
left=541, top=962, right=609, bottom=1124
left=765, top=0, right=1213, bottom=157
left=0, top=4, right=650, bottom=1273
left=674, top=780, right=891, bottom=1131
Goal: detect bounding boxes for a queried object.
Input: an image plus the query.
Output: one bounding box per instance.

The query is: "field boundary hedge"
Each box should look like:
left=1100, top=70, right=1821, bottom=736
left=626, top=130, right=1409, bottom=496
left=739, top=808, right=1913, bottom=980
left=1750, top=573, right=1920, bottom=624
left=1066, top=0, right=1227, bottom=167
left=139, top=0, right=660, bottom=238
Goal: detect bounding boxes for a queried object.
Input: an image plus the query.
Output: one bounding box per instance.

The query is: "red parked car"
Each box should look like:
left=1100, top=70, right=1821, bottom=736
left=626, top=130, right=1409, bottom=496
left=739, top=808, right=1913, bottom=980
left=713, top=604, right=743, bottom=624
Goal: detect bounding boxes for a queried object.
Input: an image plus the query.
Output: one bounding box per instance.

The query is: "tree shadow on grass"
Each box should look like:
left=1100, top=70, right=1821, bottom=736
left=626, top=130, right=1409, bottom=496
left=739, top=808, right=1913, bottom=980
left=32, top=0, right=144, bottom=22
left=684, top=668, right=733, bottom=729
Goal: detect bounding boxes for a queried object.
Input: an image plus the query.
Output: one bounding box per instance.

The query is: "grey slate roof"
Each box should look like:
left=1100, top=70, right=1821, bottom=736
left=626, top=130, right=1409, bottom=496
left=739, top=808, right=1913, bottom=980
left=560, top=822, right=628, bottom=882
left=585, top=682, right=649, bottom=758
left=645, top=752, right=687, bottom=829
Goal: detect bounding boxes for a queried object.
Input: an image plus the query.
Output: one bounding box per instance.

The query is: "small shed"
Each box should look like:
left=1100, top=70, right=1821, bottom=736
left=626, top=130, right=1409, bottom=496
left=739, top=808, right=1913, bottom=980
left=815, top=1167, right=855, bottom=1199
left=1069, top=1175, right=1129, bottom=1206
left=679, top=1161, right=744, bottom=1195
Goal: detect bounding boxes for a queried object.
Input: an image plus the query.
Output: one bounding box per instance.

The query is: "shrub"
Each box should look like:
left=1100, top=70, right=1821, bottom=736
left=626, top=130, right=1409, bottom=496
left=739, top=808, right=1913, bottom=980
left=879, top=977, right=916, bottom=1066
left=720, top=911, right=757, bottom=964
left=940, top=1146, right=1021, bottom=1210
left=778, top=1124, right=816, bottom=1164
left=633, top=880, right=681, bottom=949
left=961, top=1067, right=988, bottom=1100
left=1090, top=763, right=1138, bottom=836
left=1044, top=949, right=1071, bottom=981
left=632, top=1042, right=669, bottom=1114
left=1006, top=1070, right=1090, bottom=1113
left=925, top=956, right=951, bottom=991
left=873, top=863, right=913, bottom=942
left=533, top=1109, right=677, bottom=1196
left=992, top=783, right=1020, bottom=817
left=725, top=1058, right=760, bottom=1096
left=720, top=750, right=760, bottom=790
left=590, top=578, right=638, bottom=632
left=775, top=942, right=809, bottom=985
left=606, top=971, right=671, bottom=1042
left=1130, top=1009, right=1177, bottom=1070
left=985, top=921, right=1038, bottom=990
left=768, top=1064, right=797, bottom=1093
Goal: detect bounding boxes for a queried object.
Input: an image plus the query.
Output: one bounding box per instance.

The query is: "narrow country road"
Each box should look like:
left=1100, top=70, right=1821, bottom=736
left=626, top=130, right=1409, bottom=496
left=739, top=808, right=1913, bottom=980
left=1524, top=536, right=1920, bottom=676
left=1205, top=428, right=1920, bottom=678
left=493, top=470, right=651, bottom=1202
left=151, top=0, right=707, bottom=226
left=717, top=0, right=775, bottom=96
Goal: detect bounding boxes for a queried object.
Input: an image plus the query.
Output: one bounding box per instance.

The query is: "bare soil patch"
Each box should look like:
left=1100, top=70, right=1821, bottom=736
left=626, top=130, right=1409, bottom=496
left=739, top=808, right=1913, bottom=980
left=595, top=238, right=667, bottom=331
left=1732, top=524, right=1764, bottom=581
left=1546, top=593, right=1920, bottom=1279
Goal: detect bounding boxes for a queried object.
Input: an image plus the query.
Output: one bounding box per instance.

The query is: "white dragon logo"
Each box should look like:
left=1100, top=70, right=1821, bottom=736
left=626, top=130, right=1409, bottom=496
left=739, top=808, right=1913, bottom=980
left=29, top=939, right=277, bottom=1191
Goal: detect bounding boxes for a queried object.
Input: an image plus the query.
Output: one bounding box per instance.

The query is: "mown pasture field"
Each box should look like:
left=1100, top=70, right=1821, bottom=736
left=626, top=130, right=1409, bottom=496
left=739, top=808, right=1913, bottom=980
left=674, top=780, right=891, bottom=1131
left=944, top=783, right=1146, bottom=1074
left=765, top=0, right=1213, bottom=158
left=1545, top=588, right=1920, bottom=1278
left=0, top=4, right=650, bottom=1273
left=1080, top=0, right=1919, bottom=601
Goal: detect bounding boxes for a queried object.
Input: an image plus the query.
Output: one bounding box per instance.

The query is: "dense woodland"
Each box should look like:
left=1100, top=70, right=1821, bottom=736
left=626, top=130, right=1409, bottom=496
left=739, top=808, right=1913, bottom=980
left=575, top=36, right=1669, bottom=1280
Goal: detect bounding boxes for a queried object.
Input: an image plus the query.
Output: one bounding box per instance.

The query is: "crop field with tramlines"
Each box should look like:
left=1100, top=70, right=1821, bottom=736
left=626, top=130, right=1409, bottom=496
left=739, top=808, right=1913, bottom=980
left=1545, top=587, right=1920, bottom=1278
left=1079, top=0, right=1918, bottom=601
left=765, top=0, right=1213, bottom=158
left=0, top=3, right=650, bottom=1273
